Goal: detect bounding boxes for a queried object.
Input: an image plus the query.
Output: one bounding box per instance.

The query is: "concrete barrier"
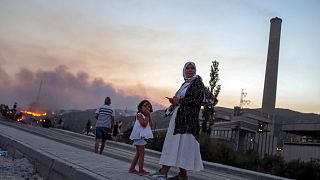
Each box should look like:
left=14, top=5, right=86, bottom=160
left=0, top=133, right=106, bottom=180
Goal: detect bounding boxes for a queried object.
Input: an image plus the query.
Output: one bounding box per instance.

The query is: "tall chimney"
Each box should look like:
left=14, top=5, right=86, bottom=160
left=262, top=17, right=282, bottom=118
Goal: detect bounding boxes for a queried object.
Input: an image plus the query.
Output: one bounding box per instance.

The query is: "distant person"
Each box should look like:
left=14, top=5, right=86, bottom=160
left=118, top=121, right=123, bottom=133
left=86, top=119, right=91, bottom=135
left=94, top=97, right=115, bottom=154
left=53, top=118, right=58, bottom=127
left=12, top=102, right=17, bottom=112
left=112, top=121, right=119, bottom=137
left=152, top=62, right=205, bottom=180
left=4, top=105, right=9, bottom=119
left=0, top=104, right=5, bottom=116
left=10, top=102, right=18, bottom=120
left=58, top=118, right=63, bottom=125
left=129, top=100, right=154, bottom=176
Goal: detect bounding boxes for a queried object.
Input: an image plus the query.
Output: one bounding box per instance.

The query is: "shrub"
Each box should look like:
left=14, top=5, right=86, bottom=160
left=234, top=150, right=260, bottom=170
left=119, top=126, right=133, bottom=144
left=260, top=154, right=286, bottom=175
left=282, top=159, right=320, bottom=180
left=119, top=128, right=320, bottom=180
left=146, top=131, right=166, bottom=151
left=199, top=133, right=236, bottom=165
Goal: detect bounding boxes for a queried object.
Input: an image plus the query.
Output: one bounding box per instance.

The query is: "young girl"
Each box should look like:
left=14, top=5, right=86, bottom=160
left=129, top=100, right=154, bottom=176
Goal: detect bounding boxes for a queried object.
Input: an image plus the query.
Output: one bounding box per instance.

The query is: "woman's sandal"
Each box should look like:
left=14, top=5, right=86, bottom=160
left=128, top=168, right=139, bottom=174
left=138, top=169, right=150, bottom=176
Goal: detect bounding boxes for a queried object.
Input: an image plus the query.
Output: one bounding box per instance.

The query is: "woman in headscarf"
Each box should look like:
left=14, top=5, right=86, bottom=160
left=153, top=61, right=204, bottom=180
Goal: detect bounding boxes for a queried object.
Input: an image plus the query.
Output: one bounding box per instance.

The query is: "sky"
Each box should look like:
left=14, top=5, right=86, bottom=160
left=0, top=0, right=319, bottom=113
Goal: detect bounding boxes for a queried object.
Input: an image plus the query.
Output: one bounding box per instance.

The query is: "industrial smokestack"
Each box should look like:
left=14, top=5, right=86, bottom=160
left=261, top=17, right=282, bottom=118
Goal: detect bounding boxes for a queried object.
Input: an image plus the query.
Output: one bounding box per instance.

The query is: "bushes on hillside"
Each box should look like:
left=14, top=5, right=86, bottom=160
left=145, top=131, right=166, bottom=151
left=281, top=159, right=320, bottom=180
left=120, top=126, right=133, bottom=144
left=121, top=127, right=166, bottom=151
left=119, top=128, right=320, bottom=180
left=198, top=133, right=320, bottom=179
left=42, top=117, right=52, bottom=128
left=199, top=133, right=236, bottom=165
left=260, top=155, right=286, bottom=176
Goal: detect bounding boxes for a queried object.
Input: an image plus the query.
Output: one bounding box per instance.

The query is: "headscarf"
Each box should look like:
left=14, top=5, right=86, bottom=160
left=183, top=61, right=197, bottom=83
left=165, top=61, right=198, bottom=117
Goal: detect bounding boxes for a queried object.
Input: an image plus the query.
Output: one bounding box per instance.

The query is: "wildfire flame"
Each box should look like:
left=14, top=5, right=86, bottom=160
left=21, top=110, right=47, bottom=117
left=17, top=117, right=24, bottom=122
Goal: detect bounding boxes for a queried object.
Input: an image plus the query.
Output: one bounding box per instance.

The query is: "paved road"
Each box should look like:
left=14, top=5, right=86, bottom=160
left=0, top=119, right=290, bottom=180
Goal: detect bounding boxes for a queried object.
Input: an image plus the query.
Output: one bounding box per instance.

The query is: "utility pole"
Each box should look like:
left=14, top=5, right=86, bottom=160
left=239, top=89, right=250, bottom=109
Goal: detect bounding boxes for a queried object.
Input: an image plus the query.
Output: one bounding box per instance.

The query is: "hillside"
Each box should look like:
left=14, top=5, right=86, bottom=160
left=60, top=109, right=170, bottom=133
left=59, top=107, right=319, bottom=134
left=215, top=107, right=319, bottom=122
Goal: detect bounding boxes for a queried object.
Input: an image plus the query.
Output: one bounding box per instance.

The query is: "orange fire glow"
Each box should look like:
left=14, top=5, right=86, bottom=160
left=21, top=110, right=47, bottom=117
left=17, top=117, right=24, bottom=122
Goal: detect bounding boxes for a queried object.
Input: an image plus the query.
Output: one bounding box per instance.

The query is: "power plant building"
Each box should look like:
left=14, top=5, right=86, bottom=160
left=211, top=17, right=282, bottom=157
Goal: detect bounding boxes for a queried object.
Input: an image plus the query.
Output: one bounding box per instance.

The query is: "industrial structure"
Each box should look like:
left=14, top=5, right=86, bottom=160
left=282, top=119, right=320, bottom=161
left=211, top=17, right=320, bottom=161
left=211, top=17, right=282, bottom=157
left=261, top=17, right=282, bottom=120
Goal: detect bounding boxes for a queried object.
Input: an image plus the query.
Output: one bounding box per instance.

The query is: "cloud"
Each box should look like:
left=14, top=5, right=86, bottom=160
left=0, top=64, right=165, bottom=112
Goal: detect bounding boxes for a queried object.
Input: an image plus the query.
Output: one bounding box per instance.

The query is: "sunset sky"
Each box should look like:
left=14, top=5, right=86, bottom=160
left=0, top=0, right=319, bottom=113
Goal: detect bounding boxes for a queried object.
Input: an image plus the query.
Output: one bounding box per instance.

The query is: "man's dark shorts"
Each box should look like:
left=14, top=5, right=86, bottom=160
left=95, top=127, right=111, bottom=141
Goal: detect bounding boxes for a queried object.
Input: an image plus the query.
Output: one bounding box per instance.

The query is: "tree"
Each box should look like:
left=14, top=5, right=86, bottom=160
left=202, top=60, right=221, bottom=134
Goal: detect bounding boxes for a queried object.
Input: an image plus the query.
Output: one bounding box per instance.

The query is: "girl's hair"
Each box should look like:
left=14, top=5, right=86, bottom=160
left=137, top=100, right=153, bottom=114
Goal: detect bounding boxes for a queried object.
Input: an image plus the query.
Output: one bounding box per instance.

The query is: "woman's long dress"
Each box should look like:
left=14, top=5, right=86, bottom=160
left=159, top=82, right=204, bottom=171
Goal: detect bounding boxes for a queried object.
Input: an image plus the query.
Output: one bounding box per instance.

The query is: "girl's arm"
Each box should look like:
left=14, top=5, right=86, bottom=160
left=137, top=113, right=148, bottom=127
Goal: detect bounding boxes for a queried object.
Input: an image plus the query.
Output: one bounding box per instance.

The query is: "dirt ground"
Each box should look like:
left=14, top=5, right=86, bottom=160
left=0, top=149, right=43, bottom=180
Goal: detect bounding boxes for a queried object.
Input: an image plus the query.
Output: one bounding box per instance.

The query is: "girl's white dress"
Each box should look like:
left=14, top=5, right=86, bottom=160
left=130, top=113, right=153, bottom=140
left=159, top=83, right=204, bottom=171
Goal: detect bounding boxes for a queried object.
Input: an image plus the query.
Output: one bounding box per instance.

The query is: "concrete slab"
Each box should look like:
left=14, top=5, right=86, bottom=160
left=0, top=123, right=150, bottom=180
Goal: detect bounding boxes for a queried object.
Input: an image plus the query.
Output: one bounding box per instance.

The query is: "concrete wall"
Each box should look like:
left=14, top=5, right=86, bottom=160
left=283, top=144, right=320, bottom=162
left=0, top=134, right=101, bottom=180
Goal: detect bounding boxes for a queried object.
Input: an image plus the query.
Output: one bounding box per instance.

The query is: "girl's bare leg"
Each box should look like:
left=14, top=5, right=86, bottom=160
left=129, top=146, right=139, bottom=170
left=137, top=146, right=145, bottom=171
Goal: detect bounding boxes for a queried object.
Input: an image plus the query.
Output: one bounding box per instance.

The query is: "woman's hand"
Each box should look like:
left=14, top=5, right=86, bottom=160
left=166, top=97, right=174, bottom=104
left=172, top=96, right=180, bottom=105
left=167, top=96, right=180, bottom=105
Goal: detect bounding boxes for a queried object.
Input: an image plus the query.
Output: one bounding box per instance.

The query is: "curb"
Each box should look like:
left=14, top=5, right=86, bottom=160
left=0, top=133, right=108, bottom=180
